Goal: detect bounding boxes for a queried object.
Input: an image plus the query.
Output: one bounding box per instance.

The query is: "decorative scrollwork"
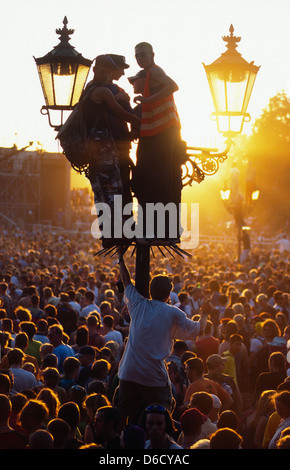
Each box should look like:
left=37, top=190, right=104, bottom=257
left=181, top=137, right=234, bottom=187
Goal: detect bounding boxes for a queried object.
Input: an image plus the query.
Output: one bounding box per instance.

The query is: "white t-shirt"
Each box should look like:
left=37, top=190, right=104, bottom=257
left=10, top=367, right=41, bottom=394
left=249, top=336, right=264, bottom=353
left=104, top=330, right=123, bottom=359
left=80, top=303, right=101, bottom=318
left=118, top=283, right=201, bottom=387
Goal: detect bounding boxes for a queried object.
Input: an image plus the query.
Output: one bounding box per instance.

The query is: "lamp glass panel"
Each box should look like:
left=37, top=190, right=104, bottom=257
left=226, top=76, right=249, bottom=113
left=216, top=115, right=244, bottom=134
left=53, top=74, right=76, bottom=106
left=242, top=72, right=257, bottom=114
left=37, top=63, right=54, bottom=107
left=52, top=62, right=77, bottom=107
left=71, top=64, right=91, bottom=106
left=208, top=68, right=251, bottom=114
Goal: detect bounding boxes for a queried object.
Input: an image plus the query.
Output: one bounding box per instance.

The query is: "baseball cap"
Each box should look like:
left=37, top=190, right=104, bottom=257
left=206, top=354, right=227, bottom=369
left=94, top=54, right=119, bottom=71
left=180, top=408, right=207, bottom=434
left=128, top=70, right=147, bottom=84
left=108, top=54, right=130, bottom=69
left=75, top=345, right=96, bottom=358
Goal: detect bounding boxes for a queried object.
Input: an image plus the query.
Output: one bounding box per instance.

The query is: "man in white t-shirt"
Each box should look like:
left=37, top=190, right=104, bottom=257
left=102, top=315, right=123, bottom=360
left=113, top=248, right=211, bottom=425
left=7, top=348, right=41, bottom=394
left=80, top=291, right=101, bottom=318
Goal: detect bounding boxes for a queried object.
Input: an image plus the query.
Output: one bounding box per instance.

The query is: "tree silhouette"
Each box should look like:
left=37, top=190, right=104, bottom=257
left=231, top=91, right=290, bottom=229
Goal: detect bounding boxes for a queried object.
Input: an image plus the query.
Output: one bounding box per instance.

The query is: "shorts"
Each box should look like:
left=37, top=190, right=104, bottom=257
left=113, top=379, right=173, bottom=425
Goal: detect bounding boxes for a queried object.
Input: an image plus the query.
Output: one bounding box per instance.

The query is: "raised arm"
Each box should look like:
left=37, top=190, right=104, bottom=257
left=117, top=247, right=131, bottom=288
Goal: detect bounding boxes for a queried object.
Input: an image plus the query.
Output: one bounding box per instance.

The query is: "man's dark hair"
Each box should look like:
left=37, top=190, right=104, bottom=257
left=229, top=333, right=243, bottom=345
left=149, top=275, right=172, bottom=301
left=135, top=42, right=154, bottom=53
left=15, top=332, right=29, bottom=349
left=44, top=305, right=57, bottom=317
left=63, top=356, right=80, bottom=375
left=58, top=402, right=80, bottom=431
left=173, top=340, right=188, bottom=354
left=141, top=405, right=176, bottom=435
left=190, top=391, right=214, bottom=416
left=85, top=291, right=95, bottom=302
left=185, top=357, right=204, bottom=377
left=19, top=321, right=36, bottom=340
left=103, top=315, right=114, bottom=328
left=7, top=348, right=24, bottom=366
left=96, top=406, right=121, bottom=431
left=30, top=294, right=40, bottom=305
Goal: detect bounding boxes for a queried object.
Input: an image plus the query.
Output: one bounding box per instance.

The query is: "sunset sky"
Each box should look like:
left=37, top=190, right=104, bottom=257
left=1, top=0, right=290, bottom=188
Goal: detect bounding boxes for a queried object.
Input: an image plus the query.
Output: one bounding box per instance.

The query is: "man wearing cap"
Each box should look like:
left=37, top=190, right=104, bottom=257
left=131, top=42, right=183, bottom=242
left=127, top=69, right=147, bottom=133
left=75, top=345, right=97, bottom=388
left=81, top=54, right=140, bottom=247
left=105, top=55, right=135, bottom=208
left=205, top=353, right=243, bottom=416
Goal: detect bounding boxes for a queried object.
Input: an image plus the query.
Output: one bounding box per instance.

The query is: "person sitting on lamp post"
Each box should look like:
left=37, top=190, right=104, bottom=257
left=81, top=54, right=140, bottom=248
left=130, top=42, right=184, bottom=242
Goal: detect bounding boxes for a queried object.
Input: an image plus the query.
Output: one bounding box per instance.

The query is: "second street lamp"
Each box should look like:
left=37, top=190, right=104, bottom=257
left=183, top=25, right=260, bottom=187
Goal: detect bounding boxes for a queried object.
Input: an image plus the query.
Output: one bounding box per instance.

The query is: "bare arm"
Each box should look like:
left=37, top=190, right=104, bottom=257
left=134, top=66, right=179, bottom=105
left=90, top=87, right=139, bottom=126
left=117, top=247, right=131, bottom=288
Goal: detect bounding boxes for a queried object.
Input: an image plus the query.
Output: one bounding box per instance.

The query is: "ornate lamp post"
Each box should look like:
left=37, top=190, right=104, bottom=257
left=34, top=17, right=92, bottom=129
left=34, top=17, right=92, bottom=230
left=182, top=25, right=260, bottom=187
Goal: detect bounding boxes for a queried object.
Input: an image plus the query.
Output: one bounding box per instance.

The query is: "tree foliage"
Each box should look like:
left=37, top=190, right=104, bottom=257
left=231, top=91, right=290, bottom=229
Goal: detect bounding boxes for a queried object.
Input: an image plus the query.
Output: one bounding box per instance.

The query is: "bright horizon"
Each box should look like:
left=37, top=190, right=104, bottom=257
left=1, top=0, right=290, bottom=189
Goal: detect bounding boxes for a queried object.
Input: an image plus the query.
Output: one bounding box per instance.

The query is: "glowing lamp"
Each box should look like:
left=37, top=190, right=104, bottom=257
left=251, top=189, right=260, bottom=201
left=220, top=189, right=231, bottom=201
left=34, top=17, right=92, bottom=128
left=203, top=25, right=260, bottom=136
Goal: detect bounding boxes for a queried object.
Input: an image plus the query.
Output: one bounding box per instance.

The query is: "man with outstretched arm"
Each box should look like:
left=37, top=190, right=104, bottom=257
left=113, top=248, right=212, bottom=427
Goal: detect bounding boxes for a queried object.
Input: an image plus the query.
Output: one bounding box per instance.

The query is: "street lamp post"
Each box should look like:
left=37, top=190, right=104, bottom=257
left=182, top=25, right=260, bottom=187
left=34, top=17, right=92, bottom=129
left=220, top=186, right=260, bottom=262
left=35, top=21, right=259, bottom=298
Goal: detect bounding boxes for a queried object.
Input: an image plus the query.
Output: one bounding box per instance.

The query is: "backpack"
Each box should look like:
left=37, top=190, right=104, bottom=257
left=56, top=83, right=113, bottom=175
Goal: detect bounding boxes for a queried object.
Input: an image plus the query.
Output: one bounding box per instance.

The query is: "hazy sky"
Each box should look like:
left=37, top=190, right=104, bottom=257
left=1, top=0, right=290, bottom=153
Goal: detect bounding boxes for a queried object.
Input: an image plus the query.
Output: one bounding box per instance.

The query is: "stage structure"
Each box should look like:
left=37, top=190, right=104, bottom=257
left=0, top=145, right=71, bottom=228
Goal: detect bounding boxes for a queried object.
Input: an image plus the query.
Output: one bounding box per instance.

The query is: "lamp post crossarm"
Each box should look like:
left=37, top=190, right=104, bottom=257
left=182, top=136, right=234, bottom=187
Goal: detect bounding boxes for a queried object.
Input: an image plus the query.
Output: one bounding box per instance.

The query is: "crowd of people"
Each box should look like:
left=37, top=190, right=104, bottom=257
left=0, top=224, right=289, bottom=450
